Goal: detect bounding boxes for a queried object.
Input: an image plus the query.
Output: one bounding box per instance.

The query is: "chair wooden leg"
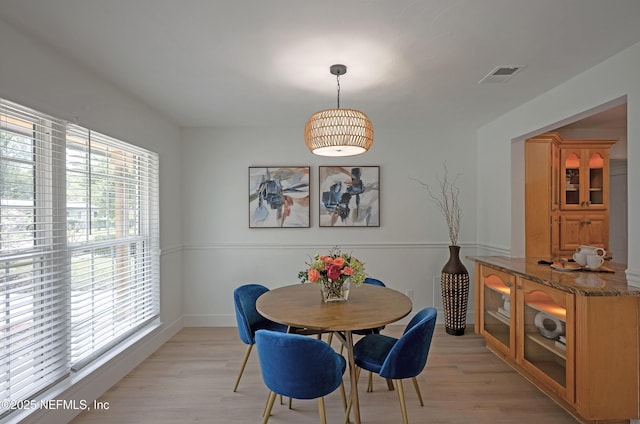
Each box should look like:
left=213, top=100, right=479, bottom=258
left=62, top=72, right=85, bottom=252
left=233, top=344, right=253, bottom=392
left=411, top=377, right=424, bottom=406
left=288, top=397, right=293, bottom=409
left=318, top=397, right=327, bottom=424
left=275, top=394, right=290, bottom=408
left=263, top=393, right=269, bottom=416
left=327, top=332, right=334, bottom=346
left=395, top=379, right=409, bottom=424
left=262, top=391, right=277, bottom=423
left=386, top=378, right=395, bottom=391
left=364, top=372, right=394, bottom=393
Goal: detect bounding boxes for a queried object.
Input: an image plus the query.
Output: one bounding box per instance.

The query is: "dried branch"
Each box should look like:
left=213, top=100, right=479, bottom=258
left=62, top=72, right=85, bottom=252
left=412, top=164, right=462, bottom=246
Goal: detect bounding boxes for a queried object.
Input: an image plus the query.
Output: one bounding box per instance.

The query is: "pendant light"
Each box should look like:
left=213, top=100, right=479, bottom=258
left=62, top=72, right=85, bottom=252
left=304, top=64, right=373, bottom=156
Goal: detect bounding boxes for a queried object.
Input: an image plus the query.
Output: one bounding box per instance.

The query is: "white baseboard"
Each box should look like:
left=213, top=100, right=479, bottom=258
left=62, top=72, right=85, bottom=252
left=183, top=314, right=237, bottom=327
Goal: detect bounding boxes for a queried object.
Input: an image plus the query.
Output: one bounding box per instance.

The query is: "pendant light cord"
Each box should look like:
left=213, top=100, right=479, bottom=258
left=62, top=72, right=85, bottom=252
left=336, top=74, right=341, bottom=109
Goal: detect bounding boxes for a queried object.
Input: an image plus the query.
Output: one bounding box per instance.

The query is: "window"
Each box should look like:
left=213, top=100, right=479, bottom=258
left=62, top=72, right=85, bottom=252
left=66, top=125, right=159, bottom=368
left=1, top=100, right=68, bottom=405
left=0, top=98, right=159, bottom=415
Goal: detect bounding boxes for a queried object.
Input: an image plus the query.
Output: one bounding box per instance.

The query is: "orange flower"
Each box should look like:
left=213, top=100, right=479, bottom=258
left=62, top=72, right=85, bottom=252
left=332, top=257, right=346, bottom=267
left=298, top=247, right=366, bottom=286
left=307, top=269, right=320, bottom=283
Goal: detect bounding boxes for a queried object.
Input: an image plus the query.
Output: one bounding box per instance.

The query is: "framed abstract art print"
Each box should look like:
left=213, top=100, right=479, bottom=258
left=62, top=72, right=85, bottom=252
left=319, top=166, right=379, bottom=227
left=249, top=166, right=310, bottom=228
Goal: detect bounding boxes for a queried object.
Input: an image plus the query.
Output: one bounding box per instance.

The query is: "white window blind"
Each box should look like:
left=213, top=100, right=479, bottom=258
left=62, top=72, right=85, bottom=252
left=0, top=99, right=69, bottom=407
left=66, top=124, right=159, bottom=369
left=1, top=97, right=159, bottom=417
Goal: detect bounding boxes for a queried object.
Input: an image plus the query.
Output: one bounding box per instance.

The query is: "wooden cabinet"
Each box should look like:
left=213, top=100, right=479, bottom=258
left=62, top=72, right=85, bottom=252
left=478, top=264, right=574, bottom=404
left=516, top=278, right=574, bottom=403
left=560, top=146, right=610, bottom=210
left=478, top=265, right=516, bottom=358
left=557, top=212, right=608, bottom=253
left=474, top=260, right=640, bottom=422
left=525, top=133, right=615, bottom=258
left=525, top=134, right=560, bottom=258
left=575, top=295, right=640, bottom=420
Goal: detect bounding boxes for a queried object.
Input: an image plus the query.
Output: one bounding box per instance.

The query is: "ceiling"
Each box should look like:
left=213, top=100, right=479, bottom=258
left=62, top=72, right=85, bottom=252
left=1, top=0, right=639, bottom=129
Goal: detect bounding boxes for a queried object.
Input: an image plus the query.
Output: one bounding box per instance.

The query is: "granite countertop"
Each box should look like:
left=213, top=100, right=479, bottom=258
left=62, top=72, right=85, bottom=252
left=468, top=256, right=640, bottom=296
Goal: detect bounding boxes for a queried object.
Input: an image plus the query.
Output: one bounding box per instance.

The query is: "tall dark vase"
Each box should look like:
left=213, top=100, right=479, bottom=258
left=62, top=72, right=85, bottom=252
left=441, top=245, right=469, bottom=336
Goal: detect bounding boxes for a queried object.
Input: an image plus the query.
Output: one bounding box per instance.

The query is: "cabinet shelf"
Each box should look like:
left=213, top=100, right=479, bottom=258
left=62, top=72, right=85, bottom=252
left=525, top=292, right=566, bottom=320
left=526, top=332, right=566, bottom=360
left=484, top=280, right=510, bottom=295
left=526, top=300, right=566, bottom=320
left=486, top=309, right=510, bottom=326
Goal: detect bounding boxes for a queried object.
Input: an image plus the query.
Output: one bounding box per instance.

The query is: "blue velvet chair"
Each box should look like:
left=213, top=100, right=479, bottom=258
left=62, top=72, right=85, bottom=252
left=233, top=284, right=288, bottom=392
left=256, top=330, right=347, bottom=424
left=354, top=277, right=386, bottom=336
left=349, top=307, right=437, bottom=424
left=349, top=277, right=388, bottom=392
left=329, top=277, right=387, bottom=349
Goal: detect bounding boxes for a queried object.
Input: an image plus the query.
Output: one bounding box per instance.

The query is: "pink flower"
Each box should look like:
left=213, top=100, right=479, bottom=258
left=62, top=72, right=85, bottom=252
left=327, top=265, right=342, bottom=280
left=342, top=266, right=354, bottom=276
left=307, top=269, right=320, bottom=283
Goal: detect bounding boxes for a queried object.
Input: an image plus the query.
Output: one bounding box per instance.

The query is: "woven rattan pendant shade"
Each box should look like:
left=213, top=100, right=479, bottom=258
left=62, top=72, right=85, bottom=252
left=304, top=108, right=373, bottom=156
left=304, top=64, right=373, bottom=157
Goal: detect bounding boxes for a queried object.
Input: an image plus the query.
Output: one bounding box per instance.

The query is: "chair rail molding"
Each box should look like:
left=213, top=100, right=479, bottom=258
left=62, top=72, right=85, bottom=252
left=182, top=241, right=477, bottom=251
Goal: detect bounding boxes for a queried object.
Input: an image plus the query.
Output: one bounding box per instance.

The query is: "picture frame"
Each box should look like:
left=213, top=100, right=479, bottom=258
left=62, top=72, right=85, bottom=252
left=249, top=166, right=310, bottom=228
left=319, top=166, right=380, bottom=227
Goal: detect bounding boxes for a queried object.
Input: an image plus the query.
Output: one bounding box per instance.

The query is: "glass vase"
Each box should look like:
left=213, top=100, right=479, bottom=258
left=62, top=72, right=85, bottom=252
left=320, top=278, right=351, bottom=302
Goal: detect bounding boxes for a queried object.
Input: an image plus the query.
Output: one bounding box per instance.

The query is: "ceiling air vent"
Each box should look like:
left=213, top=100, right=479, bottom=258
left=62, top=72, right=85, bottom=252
left=478, top=65, right=524, bottom=84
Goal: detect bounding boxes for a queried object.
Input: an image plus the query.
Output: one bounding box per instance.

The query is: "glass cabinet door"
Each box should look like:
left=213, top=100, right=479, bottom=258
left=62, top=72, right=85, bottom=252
left=561, top=147, right=608, bottom=210
left=562, top=150, right=581, bottom=207
left=588, top=151, right=605, bottom=206
left=518, top=279, right=574, bottom=402
left=480, top=266, right=515, bottom=357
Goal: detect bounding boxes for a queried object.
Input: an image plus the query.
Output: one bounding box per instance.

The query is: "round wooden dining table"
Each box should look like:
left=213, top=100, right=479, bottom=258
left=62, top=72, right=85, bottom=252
left=256, top=283, right=412, bottom=424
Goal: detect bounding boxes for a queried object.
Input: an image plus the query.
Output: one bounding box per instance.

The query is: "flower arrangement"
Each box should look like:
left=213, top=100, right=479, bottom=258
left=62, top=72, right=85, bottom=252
left=298, top=246, right=366, bottom=300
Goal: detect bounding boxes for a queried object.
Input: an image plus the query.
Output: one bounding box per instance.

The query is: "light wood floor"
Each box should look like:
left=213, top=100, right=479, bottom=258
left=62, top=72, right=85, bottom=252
left=70, top=325, right=579, bottom=424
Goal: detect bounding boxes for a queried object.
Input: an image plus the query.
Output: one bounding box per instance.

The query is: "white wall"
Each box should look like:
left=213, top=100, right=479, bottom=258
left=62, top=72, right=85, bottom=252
left=7, top=9, right=640, bottom=422
left=478, top=40, right=640, bottom=286
left=609, top=160, right=629, bottom=264
left=180, top=124, right=480, bottom=326
left=0, top=18, right=183, bottom=424
left=555, top=127, right=627, bottom=159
